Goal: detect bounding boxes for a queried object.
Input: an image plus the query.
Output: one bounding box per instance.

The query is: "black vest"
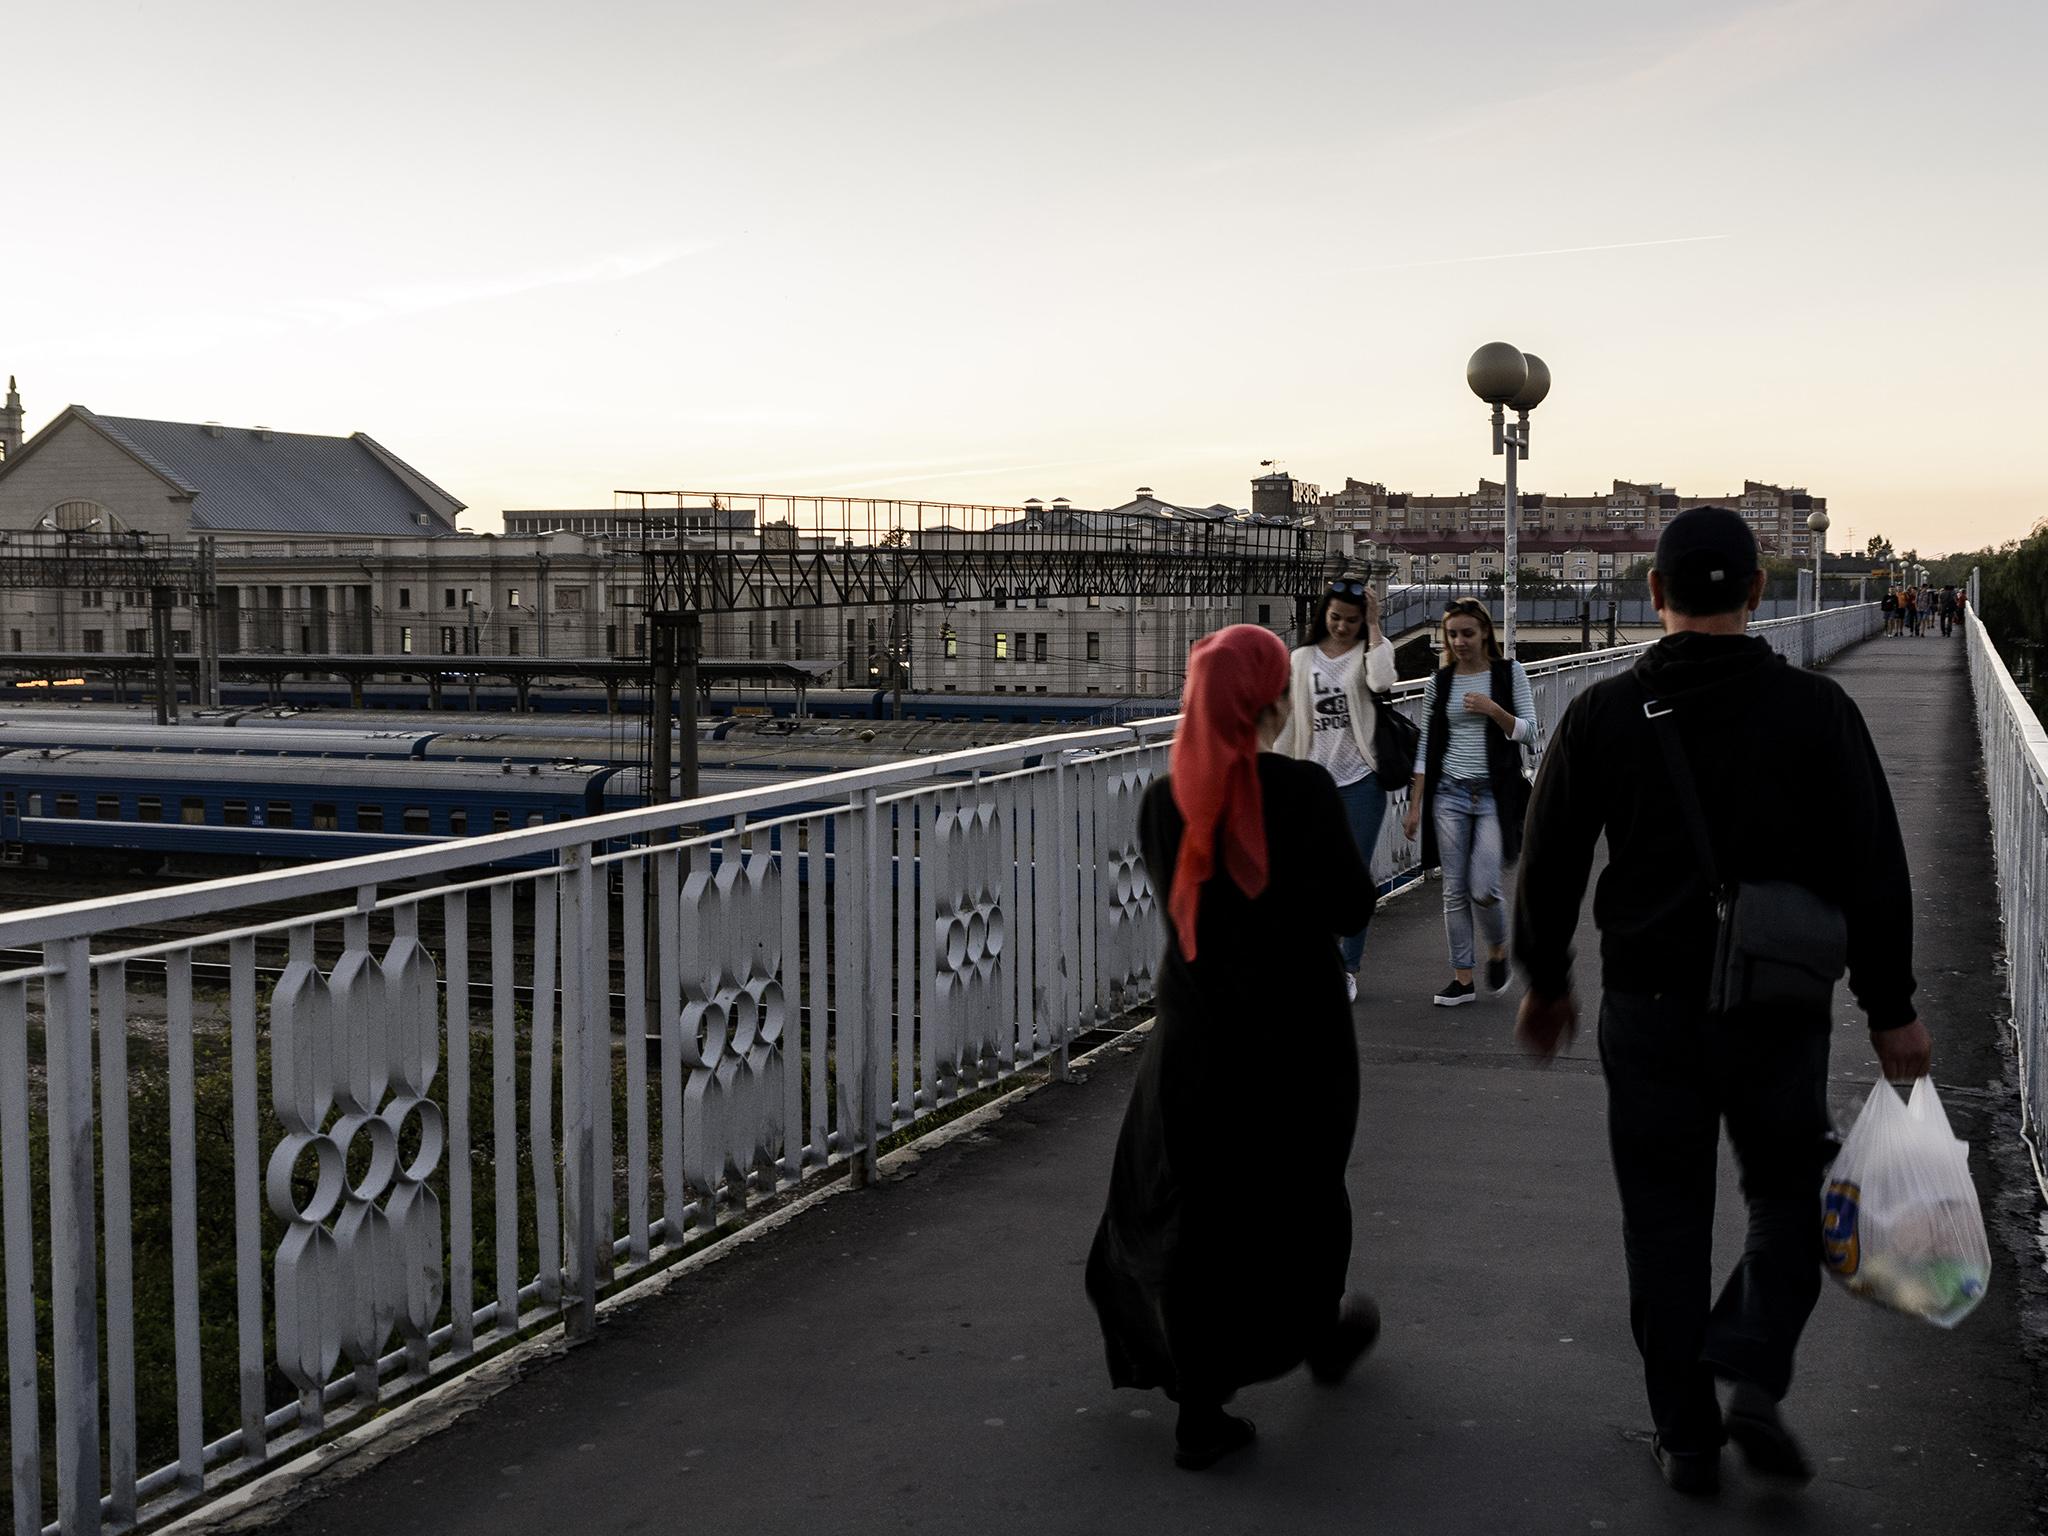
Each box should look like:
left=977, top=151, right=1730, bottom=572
left=1419, top=658, right=1529, bottom=870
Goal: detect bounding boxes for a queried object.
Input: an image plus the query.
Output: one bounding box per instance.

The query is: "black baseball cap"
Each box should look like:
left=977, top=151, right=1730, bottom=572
left=1655, top=506, right=1759, bottom=614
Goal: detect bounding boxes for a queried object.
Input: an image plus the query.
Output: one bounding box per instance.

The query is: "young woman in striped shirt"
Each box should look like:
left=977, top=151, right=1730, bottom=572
left=1400, top=599, right=1538, bottom=1006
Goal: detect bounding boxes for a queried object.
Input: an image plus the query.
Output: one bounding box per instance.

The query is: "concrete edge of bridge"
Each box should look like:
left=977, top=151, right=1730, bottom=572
left=154, top=1018, right=1162, bottom=1536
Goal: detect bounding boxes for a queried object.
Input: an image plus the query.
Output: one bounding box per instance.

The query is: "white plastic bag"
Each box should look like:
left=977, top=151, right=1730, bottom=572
left=1821, top=1077, right=1991, bottom=1329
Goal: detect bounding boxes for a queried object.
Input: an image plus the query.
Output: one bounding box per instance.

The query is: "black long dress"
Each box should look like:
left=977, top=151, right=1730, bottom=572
left=1085, top=753, right=1375, bottom=1404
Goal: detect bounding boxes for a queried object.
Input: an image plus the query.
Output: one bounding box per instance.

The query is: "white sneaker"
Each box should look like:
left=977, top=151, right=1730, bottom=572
left=1346, top=973, right=1359, bottom=1004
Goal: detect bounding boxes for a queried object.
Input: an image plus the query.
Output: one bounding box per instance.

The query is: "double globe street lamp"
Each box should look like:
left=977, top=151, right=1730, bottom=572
left=1466, top=342, right=1552, bottom=658
left=1807, top=507, right=1829, bottom=614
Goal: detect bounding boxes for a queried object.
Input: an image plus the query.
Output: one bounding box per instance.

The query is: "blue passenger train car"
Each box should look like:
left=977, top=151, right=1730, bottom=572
left=0, top=750, right=619, bottom=872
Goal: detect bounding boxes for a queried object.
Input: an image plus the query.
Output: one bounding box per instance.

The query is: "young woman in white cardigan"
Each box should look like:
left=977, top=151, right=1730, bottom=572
left=1272, top=577, right=1397, bottom=1001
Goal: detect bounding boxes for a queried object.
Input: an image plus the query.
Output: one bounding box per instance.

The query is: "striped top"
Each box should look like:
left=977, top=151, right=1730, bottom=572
left=1414, top=662, right=1537, bottom=782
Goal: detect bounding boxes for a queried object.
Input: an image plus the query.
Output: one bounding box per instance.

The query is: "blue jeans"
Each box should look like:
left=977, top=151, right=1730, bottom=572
left=1434, top=779, right=1505, bottom=972
left=1334, top=776, right=1388, bottom=972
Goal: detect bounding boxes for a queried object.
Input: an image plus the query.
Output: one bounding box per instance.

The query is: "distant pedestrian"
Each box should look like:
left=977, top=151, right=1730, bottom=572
left=1086, top=624, right=1380, bottom=1472
left=1881, top=588, right=1898, bottom=637
left=1940, top=586, right=1957, bottom=637
left=1513, top=506, right=1931, bottom=1497
left=1400, top=599, right=1537, bottom=1006
left=1273, top=577, right=1398, bottom=1001
left=1904, top=588, right=1921, bottom=638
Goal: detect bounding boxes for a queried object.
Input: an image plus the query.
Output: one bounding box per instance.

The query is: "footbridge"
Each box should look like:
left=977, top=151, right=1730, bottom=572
left=3, top=599, right=2044, bottom=1534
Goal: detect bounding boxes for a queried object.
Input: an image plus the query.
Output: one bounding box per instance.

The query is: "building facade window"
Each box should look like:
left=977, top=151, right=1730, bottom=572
left=1034, top=633, right=1048, bottom=663
left=994, top=631, right=1009, bottom=660
left=1086, top=632, right=1101, bottom=662
left=398, top=588, right=412, bottom=609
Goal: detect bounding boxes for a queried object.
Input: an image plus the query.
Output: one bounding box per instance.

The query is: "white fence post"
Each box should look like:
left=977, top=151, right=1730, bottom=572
left=45, top=936, right=102, bottom=1536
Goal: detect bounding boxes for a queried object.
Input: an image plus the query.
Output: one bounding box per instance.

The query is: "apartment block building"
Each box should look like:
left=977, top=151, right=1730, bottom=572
left=1319, top=475, right=1825, bottom=583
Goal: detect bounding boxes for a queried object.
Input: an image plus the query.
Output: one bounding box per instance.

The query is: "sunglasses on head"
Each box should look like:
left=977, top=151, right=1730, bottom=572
left=1444, top=600, right=1485, bottom=617
left=1327, top=579, right=1369, bottom=598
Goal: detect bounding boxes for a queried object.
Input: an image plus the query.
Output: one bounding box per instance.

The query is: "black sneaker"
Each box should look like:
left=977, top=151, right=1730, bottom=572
left=1653, top=1436, right=1720, bottom=1496
left=1724, top=1382, right=1813, bottom=1484
left=1308, top=1293, right=1381, bottom=1385
left=1486, top=955, right=1510, bottom=993
left=1173, top=1412, right=1256, bottom=1471
left=1433, top=979, right=1476, bottom=1007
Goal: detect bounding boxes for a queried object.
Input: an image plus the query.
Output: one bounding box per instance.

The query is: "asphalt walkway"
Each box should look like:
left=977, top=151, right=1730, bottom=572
left=247, top=631, right=2045, bottom=1535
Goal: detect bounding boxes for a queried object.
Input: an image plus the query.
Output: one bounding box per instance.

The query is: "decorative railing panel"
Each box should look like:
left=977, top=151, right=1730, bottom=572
left=0, top=606, right=1880, bottom=1534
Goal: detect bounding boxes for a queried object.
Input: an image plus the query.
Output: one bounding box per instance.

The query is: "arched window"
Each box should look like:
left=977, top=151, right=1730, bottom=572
left=45, top=500, right=126, bottom=533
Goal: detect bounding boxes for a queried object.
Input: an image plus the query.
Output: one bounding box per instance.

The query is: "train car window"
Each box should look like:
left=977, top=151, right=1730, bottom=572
left=1, top=791, right=13, bottom=814
left=268, top=801, right=295, bottom=828
left=448, top=808, right=468, bottom=835
left=55, top=793, right=79, bottom=818
left=402, top=808, right=430, bottom=835
left=181, top=798, right=206, bottom=824
left=137, top=796, right=161, bottom=823
left=357, top=806, right=385, bottom=832
left=223, top=800, right=250, bottom=827
left=492, top=810, right=512, bottom=833
left=525, top=812, right=545, bottom=827
left=26, top=794, right=41, bottom=817
left=312, top=804, right=338, bottom=830
left=96, top=794, right=120, bottom=819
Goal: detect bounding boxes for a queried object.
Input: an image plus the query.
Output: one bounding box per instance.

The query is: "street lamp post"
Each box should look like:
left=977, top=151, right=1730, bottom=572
left=1466, top=343, right=1551, bottom=658
left=1807, top=509, right=1829, bottom=614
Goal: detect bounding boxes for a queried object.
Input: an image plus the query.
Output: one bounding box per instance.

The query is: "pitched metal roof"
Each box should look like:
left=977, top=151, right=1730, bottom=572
left=81, top=412, right=464, bottom=536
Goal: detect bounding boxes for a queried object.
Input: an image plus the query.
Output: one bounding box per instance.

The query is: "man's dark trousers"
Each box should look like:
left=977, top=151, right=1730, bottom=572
left=1597, top=990, right=1833, bottom=1451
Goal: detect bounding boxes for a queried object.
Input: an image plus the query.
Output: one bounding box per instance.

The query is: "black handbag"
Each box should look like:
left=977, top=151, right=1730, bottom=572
left=1643, top=691, right=1847, bottom=1011
left=1370, top=692, right=1421, bottom=793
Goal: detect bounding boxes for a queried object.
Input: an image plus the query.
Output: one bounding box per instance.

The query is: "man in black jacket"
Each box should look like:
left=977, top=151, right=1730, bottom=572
left=1513, top=506, right=1931, bottom=1496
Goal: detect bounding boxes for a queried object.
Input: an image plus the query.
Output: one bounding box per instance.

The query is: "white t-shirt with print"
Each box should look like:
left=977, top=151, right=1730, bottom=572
left=1307, top=647, right=1373, bottom=787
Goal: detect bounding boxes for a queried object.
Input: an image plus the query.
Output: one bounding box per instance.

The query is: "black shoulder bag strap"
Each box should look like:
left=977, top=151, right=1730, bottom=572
left=1640, top=684, right=1728, bottom=916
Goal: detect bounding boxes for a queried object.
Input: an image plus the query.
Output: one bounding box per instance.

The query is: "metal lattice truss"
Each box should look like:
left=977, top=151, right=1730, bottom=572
left=623, top=491, right=1340, bottom=614
left=0, top=530, right=215, bottom=592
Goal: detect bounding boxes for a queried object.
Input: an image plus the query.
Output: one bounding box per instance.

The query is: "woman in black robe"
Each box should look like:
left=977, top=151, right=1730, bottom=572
left=1085, top=623, right=1380, bottom=1470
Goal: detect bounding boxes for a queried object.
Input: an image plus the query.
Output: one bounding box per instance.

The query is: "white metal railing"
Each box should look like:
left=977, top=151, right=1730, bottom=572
left=1963, top=600, right=2048, bottom=1194
left=0, top=605, right=1881, bottom=1534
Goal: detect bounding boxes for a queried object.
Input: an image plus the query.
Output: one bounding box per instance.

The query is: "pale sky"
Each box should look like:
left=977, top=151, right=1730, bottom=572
left=4, top=0, right=2043, bottom=556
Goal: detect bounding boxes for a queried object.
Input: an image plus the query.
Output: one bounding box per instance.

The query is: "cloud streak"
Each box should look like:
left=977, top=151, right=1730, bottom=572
left=1356, top=234, right=1731, bottom=274
left=42, top=243, right=709, bottom=361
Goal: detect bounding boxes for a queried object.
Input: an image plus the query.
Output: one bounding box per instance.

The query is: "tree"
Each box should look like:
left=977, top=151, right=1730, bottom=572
left=1864, top=534, right=1895, bottom=563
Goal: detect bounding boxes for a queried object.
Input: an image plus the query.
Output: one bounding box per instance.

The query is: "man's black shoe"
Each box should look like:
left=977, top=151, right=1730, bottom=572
left=1308, top=1293, right=1381, bottom=1385
left=1485, top=954, right=1510, bottom=993
left=1725, top=1382, right=1814, bottom=1484
left=1433, top=979, right=1476, bottom=1007
left=1173, top=1413, right=1256, bottom=1471
left=1652, top=1436, right=1720, bottom=1496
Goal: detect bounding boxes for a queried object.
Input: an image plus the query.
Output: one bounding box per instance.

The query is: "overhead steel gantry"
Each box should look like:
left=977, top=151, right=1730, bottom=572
left=621, top=490, right=1356, bottom=799
left=0, top=530, right=221, bottom=722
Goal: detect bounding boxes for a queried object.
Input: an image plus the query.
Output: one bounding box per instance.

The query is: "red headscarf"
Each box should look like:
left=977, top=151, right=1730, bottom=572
left=1166, top=624, right=1290, bottom=961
